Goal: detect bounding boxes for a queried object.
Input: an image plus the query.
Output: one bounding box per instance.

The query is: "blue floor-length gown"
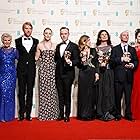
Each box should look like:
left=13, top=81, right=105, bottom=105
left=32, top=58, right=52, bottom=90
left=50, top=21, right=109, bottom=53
left=0, top=47, right=18, bottom=122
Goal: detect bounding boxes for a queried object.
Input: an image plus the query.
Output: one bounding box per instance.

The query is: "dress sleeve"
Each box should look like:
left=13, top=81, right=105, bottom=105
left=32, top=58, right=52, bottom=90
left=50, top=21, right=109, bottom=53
left=14, top=48, right=19, bottom=60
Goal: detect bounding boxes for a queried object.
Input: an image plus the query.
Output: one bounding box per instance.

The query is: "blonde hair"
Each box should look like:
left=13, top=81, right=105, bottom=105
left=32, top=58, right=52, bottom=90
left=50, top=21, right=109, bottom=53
left=1, top=33, right=12, bottom=43
left=78, top=35, right=90, bottom=51
left=22, top=22, right=33, bottom=30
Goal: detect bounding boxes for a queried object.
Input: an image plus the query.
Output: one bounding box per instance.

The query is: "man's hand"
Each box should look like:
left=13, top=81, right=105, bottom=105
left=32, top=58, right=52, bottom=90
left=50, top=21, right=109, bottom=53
left=65, top=58, right=72, bottom=66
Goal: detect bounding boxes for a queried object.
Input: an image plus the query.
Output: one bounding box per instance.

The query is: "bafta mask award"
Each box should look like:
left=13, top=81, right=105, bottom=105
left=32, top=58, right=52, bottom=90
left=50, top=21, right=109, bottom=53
left=123, top=52, right=131, bottom=64
left=98, top=50, right=111, bottom=68
left=80, top=51, right=88, bottom=64
left=64, top=51, right=71, bottom=60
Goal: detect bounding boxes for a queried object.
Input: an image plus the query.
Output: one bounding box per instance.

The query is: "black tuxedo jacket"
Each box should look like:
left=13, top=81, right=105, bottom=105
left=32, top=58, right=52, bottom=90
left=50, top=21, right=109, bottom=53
left=55, top=41, right=80, bottom=80
left=15, top=37, right=39, bottom=77
left=110, top=44, right=138, bottom=82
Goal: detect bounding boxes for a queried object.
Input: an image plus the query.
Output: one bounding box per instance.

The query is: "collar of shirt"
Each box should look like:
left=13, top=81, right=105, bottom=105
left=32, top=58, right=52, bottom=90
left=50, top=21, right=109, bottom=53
left=65, top=40, right=70, bottom=45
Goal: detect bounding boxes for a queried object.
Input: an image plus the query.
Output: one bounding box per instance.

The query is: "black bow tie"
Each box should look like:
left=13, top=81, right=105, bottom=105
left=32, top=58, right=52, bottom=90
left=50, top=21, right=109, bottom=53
left=24, top=38, right=31, bottom=40
left=62, top=41, right=66, bottom=44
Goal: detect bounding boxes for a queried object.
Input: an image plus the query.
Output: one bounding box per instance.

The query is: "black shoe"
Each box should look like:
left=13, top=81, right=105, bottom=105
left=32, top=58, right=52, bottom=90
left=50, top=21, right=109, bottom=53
left=78, top=117, right=94, bottom=121
left=26, top=116, right=32, bottom=121
left=125, top=116, right=134, bottom=122
left=64, top=116, right=70, bottom=122
left=56, top=116, right=64, bottom=121
left=18, top=115, right=24, bottom=121
left=115, top=115, right=121, bottom=121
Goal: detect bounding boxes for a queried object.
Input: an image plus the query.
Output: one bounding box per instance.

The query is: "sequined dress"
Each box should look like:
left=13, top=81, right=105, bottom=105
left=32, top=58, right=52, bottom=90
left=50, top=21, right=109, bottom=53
left=38, top=50, right=59, bottom=120
left=0, top=47, right=18, bottom=122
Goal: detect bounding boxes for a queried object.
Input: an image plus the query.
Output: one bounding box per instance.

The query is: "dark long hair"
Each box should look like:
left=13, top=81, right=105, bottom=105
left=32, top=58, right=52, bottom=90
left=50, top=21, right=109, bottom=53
left=135, top=28, right=140, bottom=39
left=96, top=30, right=112, bottom=46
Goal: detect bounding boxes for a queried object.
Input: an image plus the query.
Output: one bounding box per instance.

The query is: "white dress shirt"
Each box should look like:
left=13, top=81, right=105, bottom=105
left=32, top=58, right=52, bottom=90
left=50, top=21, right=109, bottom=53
left=121, top=43, right=128, bottom=53
left=60, top=40, right=69, bottom=57
left=22, top=36, right=33, bottom=53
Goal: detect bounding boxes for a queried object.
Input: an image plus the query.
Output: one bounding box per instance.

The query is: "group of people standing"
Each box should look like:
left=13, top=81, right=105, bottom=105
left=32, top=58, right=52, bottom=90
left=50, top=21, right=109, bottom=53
left=0, top=21, right=140, bottom=123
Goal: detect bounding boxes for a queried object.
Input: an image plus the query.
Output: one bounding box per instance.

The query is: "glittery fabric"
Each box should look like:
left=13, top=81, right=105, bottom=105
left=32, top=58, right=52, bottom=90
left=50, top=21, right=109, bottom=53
left=0, top=47, right=18, bottom=122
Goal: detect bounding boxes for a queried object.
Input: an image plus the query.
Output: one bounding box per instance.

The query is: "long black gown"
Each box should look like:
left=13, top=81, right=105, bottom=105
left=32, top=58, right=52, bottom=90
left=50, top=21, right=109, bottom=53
left=77, top=48, right=99, bottom=120
left=96, top=45, right=116, bottom=121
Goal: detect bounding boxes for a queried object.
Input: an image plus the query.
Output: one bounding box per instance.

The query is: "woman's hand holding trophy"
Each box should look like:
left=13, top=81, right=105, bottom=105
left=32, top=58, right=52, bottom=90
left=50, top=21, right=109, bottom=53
left=98, top=54, right=109, bottom=68
left=80, top=51, right=88, bottom=64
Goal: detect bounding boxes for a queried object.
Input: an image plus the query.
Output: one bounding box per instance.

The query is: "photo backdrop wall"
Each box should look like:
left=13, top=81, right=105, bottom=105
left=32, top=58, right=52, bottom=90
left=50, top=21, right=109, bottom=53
left=0, top=0, right=139, bottom=117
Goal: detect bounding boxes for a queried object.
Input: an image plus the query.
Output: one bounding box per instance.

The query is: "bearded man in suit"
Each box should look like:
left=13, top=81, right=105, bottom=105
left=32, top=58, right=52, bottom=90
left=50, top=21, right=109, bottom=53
left=15, top=22, right=39, bottom=121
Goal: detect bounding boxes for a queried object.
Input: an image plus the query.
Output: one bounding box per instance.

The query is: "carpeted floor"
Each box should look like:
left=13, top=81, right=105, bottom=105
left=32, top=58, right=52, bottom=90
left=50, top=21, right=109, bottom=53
left=0, top=118, right=140, bottom=140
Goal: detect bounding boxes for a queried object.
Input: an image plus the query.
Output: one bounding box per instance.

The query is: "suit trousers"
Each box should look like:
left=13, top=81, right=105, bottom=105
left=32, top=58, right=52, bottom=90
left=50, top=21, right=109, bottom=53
left=18, top=65, right=35, bottom=117
left=114, top=81, right=132, bottom=117
left=56, top=76, right=74, bottom=117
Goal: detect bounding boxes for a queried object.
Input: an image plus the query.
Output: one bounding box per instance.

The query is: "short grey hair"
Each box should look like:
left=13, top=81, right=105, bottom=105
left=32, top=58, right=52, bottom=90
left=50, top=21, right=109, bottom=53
left=1, top=33, right=12, bottom=43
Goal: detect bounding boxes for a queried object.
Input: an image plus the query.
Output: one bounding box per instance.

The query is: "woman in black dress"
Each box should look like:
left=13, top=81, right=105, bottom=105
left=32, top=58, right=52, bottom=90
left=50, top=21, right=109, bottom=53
left=77, top=35, right=99, bottom=120
left=96, top=30, right=116, bottom=121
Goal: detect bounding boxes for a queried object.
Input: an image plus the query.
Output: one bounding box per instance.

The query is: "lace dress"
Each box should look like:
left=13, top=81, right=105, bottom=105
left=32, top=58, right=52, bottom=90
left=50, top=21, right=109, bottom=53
left=0, top=47, right=18, bottom=122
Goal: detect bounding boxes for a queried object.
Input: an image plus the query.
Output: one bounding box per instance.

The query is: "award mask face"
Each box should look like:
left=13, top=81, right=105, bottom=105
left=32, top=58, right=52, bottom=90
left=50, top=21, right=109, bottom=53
left=64, top=51, right=71, bottom=59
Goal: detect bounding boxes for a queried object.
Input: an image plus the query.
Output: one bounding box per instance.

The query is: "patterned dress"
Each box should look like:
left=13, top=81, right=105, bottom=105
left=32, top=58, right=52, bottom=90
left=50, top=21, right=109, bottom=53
left=0, top=47, right=18, bottom=122
left=38, top=49, right=59, bottom=120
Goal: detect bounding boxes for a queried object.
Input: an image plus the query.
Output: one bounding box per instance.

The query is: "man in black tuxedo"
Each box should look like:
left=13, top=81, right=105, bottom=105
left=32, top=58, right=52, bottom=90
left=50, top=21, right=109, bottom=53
left=110, top=31, right=138, bottom=121
left=55, top=27, right=80, bottom=122
left=15, top=22, right=39, bottom=121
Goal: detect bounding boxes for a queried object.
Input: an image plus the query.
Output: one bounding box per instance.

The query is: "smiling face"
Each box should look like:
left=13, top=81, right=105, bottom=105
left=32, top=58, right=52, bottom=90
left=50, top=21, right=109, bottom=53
left=99, top=31, right=109, bottom=42
left=85, top=38, right=91, bottom=47
left=43, top=28, right=52, bottom=41
left=2, top=36, right=12, bottom=48
left=23, top=24, right=33, bottom=37
left=60, top=28, right=69, bottom=42
left=120, top=31, right=129, bottom=43
left=136, top=32, right=140, bottom=44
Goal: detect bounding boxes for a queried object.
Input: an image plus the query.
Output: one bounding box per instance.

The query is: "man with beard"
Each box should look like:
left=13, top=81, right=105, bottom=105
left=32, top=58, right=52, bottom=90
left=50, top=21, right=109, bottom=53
left=15, top=22, right=39, bottom=121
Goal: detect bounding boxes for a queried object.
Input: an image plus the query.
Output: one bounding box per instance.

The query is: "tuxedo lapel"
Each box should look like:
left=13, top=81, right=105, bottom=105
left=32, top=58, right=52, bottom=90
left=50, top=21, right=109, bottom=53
left=65, top=41, right=71, bottom=51
left=128, top=45, right=131, bottom=52
left=29, top=38, right=36, bottom=53
left=17, top=37, right=28, bottom=52
left=118, top=44, right=123, bottom=54
left=62, top=41, right=71, bottom=58
left=18, top=37, right=35, bottom=54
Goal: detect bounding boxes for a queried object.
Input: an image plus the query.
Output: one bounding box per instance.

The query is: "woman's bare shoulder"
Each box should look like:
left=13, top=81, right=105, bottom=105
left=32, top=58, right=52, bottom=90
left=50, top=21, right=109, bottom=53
left=37, top=42, right=44, bottom=50
left=51, top=42, right=57, bottom=50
